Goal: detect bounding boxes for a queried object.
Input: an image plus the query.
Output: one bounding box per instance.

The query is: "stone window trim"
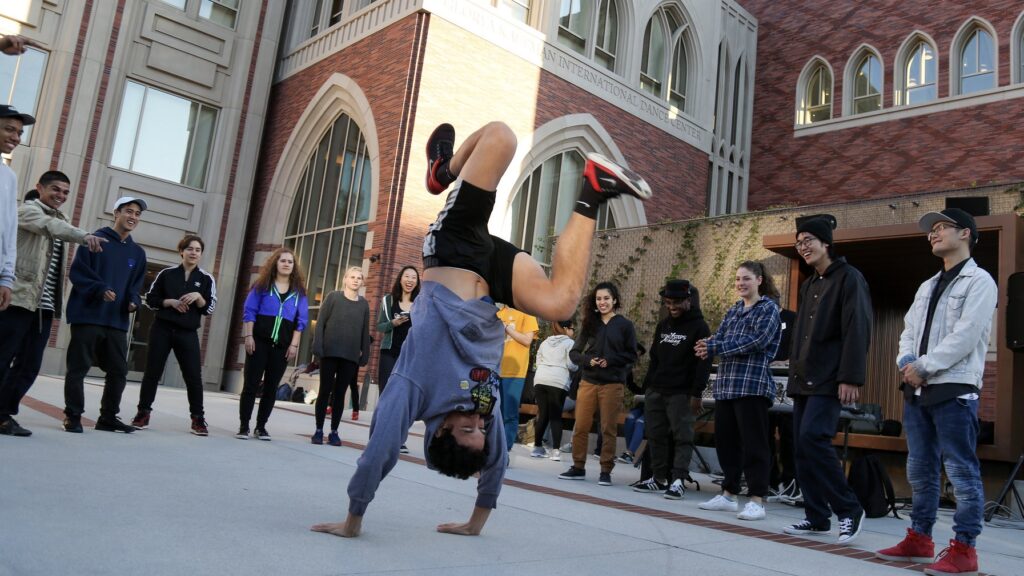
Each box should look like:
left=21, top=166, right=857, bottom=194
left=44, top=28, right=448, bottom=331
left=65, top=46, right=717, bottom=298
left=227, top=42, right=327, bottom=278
left=894, top=31, right=939, bottom=107
left=639, top=2, right=698, bottom=114
left=554, top=0, right=624, bottom=75
left=1012, top=10, right=1024, bottom=84
left=843, top=44, right=884, bottom=116
left=950, top=17, right=999, bottom=97
left=794, top=56, right=834, bottom=126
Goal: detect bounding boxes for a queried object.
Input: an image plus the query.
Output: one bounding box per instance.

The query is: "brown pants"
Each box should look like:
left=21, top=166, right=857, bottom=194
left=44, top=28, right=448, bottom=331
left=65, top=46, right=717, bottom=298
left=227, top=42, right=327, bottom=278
left=571, top=380, right=624, bottom=473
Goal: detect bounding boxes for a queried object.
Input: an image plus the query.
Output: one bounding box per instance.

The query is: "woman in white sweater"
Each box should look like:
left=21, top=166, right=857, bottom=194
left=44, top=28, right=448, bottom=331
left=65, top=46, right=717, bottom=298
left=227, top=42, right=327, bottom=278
left=530, top=319, right=577, bottom=461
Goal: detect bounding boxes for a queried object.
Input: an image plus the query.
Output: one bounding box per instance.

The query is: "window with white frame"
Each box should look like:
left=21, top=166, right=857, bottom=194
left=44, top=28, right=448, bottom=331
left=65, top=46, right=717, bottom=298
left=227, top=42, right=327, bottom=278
left=329, top=0, right=345, bottom=26
left=0, top=46, right=47, bottom=143
left=310, top=0, right=324, bottom=37
left=510, top=150, right=614, bottom=264
left=496, top=0, right=531, bottom=24
left=1019, top=23, right=1024, bottom=82
left=159, top=0, right=187, bottom=9
left=199, top=0, right=238, bottom=28
left=958, top=27, right=996, bottom=95
left=110, top=81, right=218, bottom=189
left=641, top=6, right=693, bottom=112
left=851, top=53, right=882, bottom=114
left=556, top=0, right=619, bottom=73
left=284, top=112, right=372, bottom=362
left=799, top=62, right=831, bottom=124
left=903, top=40, right=937, bottom=105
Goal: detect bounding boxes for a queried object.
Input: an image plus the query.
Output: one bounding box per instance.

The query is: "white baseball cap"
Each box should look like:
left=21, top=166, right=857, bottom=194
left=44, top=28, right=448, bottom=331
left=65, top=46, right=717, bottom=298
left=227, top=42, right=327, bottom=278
left=112, top=196, right=148, bottom=212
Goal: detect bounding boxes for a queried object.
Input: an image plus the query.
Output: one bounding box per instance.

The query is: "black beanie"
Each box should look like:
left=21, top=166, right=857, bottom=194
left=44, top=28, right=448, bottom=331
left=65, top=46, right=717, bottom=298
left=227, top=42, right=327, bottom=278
left=796, top=217, right=835, bottom=245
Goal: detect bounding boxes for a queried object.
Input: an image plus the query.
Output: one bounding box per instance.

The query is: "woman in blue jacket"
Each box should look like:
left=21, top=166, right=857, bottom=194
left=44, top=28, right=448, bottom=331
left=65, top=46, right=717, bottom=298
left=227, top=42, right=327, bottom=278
left=238, top=247, right=308, bottom=440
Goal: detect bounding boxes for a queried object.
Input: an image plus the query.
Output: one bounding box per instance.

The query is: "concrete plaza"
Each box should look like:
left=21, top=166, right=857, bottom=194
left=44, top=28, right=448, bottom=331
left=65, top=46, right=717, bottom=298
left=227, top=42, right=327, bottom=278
left=2, top=375, right=1021, bottom=576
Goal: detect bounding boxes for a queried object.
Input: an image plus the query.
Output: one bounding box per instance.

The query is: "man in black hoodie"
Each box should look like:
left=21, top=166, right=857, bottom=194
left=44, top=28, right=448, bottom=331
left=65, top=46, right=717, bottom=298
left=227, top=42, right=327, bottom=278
left=632, top=279, right=711, bottom=500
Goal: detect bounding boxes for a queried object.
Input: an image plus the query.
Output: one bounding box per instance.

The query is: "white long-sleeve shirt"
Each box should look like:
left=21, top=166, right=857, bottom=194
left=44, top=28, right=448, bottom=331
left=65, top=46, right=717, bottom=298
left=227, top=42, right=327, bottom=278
left=0, top=162, right=18, bottom=289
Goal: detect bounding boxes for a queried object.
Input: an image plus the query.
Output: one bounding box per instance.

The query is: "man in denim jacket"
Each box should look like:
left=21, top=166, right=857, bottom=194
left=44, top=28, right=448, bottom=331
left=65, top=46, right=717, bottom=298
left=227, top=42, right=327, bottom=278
left=875, top=208, right=996, bottom=576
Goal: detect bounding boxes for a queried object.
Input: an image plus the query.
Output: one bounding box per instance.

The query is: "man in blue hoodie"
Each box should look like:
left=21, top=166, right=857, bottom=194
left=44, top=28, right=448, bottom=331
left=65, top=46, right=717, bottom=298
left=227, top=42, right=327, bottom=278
left=312, top=121, right=651, bottom=538
left=62, top=196, right=148, bottom=434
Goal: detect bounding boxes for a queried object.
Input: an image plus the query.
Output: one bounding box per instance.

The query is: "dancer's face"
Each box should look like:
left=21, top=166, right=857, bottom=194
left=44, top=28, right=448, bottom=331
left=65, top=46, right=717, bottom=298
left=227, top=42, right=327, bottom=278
left=441, top=412, right=486, bottom=451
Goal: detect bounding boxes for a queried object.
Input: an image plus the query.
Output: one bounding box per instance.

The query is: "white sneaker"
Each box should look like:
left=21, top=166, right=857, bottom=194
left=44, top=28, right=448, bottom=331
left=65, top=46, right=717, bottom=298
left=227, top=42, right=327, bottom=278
left=530, top=447, right=547, bottom=458
left=737, top=501, right=766, bottom=521
left=549, top=449, right=561, bottom=462
left=699, top=494, right=738, bottom=512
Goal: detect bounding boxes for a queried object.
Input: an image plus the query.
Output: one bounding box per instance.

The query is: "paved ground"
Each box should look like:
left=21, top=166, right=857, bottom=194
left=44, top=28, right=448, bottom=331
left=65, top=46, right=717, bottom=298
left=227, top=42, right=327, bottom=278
left=2, top=375, right=1022, bottom=576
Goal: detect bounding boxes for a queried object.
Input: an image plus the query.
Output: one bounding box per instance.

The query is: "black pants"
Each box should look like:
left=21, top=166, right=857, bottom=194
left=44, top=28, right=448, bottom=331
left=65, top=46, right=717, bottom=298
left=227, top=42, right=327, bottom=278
left=377, top=349, right=399, bottom=394
left=793, top=395, right=862, bottom=524
left=714, top=395, right=772, bottom=498
left=0, top=306, right=53, bottom=417
left=646, top=390, right=697, bottom=483
left=315, top=356, right=359, bottom=430
left=533, top=384, right=567, bottom=449
left=239, top=337, right=288, bottom=427
left=64, top=324, right=129, bottom=420
left=137, top=320, right=204, bottom=417
left=769, top=411, right=796, bottom=487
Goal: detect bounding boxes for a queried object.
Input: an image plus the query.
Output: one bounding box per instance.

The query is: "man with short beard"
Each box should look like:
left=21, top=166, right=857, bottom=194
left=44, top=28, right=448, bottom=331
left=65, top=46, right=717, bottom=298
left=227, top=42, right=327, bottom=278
left=62, top=197, right=148, bottom=434
left=0, top=171, right=105, bottom=437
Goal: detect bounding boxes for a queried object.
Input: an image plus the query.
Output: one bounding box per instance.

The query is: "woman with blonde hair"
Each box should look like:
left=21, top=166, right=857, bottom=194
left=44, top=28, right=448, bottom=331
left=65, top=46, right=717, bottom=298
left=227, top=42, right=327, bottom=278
left=311, top=266, right=371, bottom=446
left=238, top=247, right=308, bottom=440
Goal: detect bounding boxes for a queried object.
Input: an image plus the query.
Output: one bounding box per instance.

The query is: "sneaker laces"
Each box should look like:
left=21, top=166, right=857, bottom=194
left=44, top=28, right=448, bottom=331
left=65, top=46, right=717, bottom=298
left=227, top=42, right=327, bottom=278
left=791, top=520, right=815, bottom=530
left=838, top=517, right=854, bottom=533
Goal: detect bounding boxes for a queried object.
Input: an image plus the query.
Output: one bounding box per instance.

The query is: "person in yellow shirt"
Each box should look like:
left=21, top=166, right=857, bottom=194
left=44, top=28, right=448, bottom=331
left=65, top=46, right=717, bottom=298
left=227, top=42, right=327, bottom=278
left=497, top=305, right=537, bottom=451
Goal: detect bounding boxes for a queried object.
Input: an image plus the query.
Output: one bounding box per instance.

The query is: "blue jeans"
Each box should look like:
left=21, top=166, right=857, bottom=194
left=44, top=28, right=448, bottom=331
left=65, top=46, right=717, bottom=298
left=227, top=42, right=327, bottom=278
left=500, top=377, right=525, bottom=451
left=624, top=407, right=645, bottom=454
left=904, top=397, right=983, bottom=546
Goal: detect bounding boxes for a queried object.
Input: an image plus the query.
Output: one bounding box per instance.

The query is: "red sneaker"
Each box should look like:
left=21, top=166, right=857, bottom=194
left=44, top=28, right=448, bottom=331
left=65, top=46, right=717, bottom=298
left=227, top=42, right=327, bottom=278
left=923, top=540, right=978, bottom=576
left=190, top=416, right=209, bottom=436
left=131, top=410, right=151, bottom=430
left=876, top=528, right=934, bottom=563
left=351, top=410, right=359, bottom=421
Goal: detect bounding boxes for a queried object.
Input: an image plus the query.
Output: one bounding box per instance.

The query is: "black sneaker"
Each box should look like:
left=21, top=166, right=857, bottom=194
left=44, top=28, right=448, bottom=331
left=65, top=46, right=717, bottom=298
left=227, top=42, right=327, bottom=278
left=235, top=425, right=250, bottom=439
left=190, top=416, right=209, bottom=436
left=615, top=451, right=634, bottom=464
left=663, top=479, right=686, bottom=500
left=399, top=444, right=409, bottom=454
left=95, top=417, right=135, bottom=433
left=0, top=417, right=31, bottom=437
left=598, top=472, right=612, bottom=486
left=254, top=426, right=271, bottom=441
left=783, top=519, right=831, bottom=536
left=837, top=510, right=865, bottom=544
left=632, top=477, right=668, bottom=493
left=425, top=123, right=455, bottom=195
left=63, top=416, right=83, bottom=433
left=558, top=466, right=586, bottom=480
left=583, top=153, right=653, bottom=200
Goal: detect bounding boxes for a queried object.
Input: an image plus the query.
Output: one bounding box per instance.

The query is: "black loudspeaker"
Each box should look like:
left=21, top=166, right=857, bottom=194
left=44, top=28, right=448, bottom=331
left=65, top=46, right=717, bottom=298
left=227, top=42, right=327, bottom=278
left=946, top=197, right=989, bottom=217
left=1009, top=272, right=1024, bottom=350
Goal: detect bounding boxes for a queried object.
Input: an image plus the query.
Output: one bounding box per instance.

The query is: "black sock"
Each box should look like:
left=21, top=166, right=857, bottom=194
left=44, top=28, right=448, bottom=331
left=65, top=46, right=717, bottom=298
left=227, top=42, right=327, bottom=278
left=573, top=176, right=603, bottom=219
left=436, top=159, right=456, bottom=189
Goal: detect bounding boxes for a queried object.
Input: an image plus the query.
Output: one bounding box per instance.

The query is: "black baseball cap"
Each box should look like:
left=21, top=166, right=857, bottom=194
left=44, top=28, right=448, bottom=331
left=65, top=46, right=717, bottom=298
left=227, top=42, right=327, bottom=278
left=919, top=208, right=978, bottom=245
left=0, top=104, right=36, bottom=125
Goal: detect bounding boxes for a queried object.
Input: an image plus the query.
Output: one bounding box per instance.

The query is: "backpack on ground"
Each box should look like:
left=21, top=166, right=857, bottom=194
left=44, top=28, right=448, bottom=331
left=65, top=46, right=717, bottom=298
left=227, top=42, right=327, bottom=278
left=276, top=382, right=293, bottom=401
left=847, top=453, right=900, bottom=518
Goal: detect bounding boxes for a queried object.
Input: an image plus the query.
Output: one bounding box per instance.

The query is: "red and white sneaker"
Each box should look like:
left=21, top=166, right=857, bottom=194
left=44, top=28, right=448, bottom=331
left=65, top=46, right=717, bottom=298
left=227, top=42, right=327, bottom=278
left=190, top=416, right=209, bottom=436
left=131, top=410, right=151, bottom=430
left=583, top=153, right=652, bottom=201
left=876, top=528, right=934, bottom=563
left=425, top=123, right=456, bottom=195
left=923, top=540, right=978, bottom=576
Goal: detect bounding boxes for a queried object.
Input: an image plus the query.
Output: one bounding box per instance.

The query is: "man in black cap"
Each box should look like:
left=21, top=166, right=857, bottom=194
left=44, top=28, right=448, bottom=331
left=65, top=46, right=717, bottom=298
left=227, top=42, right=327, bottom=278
left=631, top=279, right=711, bottom=500
left=0, top=104, right=36, bottom=314
left=784, top=215, right=872, bottom=544
left=875, top=208, right=995, bottom=575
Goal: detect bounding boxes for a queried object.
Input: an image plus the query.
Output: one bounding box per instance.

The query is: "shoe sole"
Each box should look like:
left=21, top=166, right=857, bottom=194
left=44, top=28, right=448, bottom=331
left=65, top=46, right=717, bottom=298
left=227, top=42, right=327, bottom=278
left=235, top=435, right=249, bottom=439
left=258, top=437, right=271, bottom=442
left=598, top=481, right=612, bottom=486
left=191, top=430, right=208, bottom=436
left=663, top=492, right=683, bottom=500
left=923, top=569, right=977, bottom=576
left=632, top=487, right=663, bottom=493
left=585, top=152, right=653, bottom=200
left=95, top=426, right=134, bottom=433
left=558, top=475, right=586, bottom=480
left=784, top=528, right=830, bottom=536
left=549, top=457, right=560, bottom=461
left=875, top=553, right=933, bottom=563
left=530, top=453, right=547, bottom=458
left=737, top=514, right=766, bottom=521
left=425, top=123, right=455, bottom=195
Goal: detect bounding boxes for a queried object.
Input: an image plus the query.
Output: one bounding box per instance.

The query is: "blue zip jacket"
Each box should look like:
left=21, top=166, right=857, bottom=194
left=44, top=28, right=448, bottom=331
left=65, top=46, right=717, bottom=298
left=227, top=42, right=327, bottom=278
left=243, top=285, right=309, bottom=347
left=66, top=227, right=147, bottom=331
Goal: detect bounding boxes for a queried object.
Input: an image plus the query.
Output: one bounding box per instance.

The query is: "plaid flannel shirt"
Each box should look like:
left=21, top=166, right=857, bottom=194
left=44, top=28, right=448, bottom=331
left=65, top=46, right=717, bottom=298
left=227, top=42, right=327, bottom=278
left=706, top=296, right=781, bottom=400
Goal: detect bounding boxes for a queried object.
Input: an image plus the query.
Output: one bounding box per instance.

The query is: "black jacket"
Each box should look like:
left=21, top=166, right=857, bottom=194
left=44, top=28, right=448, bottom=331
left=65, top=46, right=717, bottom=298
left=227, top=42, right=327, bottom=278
left=787, top=257, right=872, bottom=397
left=144, top=265, right=217, bottom=330
left=570, top=314, right=638, bottom=384
left=643, top=309, right=711, bottom=396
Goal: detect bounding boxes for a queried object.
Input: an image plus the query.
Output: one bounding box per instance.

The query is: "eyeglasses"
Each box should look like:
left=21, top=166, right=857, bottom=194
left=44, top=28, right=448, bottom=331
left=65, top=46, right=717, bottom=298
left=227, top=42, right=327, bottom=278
left=927, top=222, right=962, bottom=238
left=794, top=237, right=818, bottom=250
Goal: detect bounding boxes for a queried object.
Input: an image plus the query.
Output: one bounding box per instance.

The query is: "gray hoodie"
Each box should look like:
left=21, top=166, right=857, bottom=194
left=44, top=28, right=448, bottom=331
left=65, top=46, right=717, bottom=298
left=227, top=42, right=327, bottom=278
left=347, top=281, right=508, bottom=516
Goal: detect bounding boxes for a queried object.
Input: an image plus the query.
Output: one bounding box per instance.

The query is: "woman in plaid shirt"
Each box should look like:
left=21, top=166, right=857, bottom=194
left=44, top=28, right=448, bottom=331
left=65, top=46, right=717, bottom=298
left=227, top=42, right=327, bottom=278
left=695, top=261, right=782, bottom=521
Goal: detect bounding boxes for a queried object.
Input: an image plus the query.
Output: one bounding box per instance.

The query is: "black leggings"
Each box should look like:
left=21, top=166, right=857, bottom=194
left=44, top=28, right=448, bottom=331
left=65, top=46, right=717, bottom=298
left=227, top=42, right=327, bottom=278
left=315, top=357, right=359, bottom=430
left=533, top=385, right=567, bottom=449
left=239, top=337, right=288, bottom=427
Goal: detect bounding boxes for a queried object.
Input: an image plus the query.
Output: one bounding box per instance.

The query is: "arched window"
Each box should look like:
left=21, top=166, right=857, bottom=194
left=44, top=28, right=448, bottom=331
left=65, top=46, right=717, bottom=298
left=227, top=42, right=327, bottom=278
left=852, top=53, right=882, bottom=114
left=284, top=113, right=372, bottom=358
left=799, top=61, right=832, bottom=124
left=510, top=150, right=614, bottom=264
left=640, top=6, right=693, bottom=112
left=1019, top=20, right=1024, bottom=82
left=903, top=40, right=937, bottom=105
left=557, top=0, right=619, bottom=73
left=958, top=27, right=996, bottom=94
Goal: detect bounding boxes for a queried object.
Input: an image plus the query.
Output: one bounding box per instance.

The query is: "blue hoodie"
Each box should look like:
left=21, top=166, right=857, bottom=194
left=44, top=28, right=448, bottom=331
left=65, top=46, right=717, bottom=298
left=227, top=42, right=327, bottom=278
left=66, top=227, right=147, bottom=331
